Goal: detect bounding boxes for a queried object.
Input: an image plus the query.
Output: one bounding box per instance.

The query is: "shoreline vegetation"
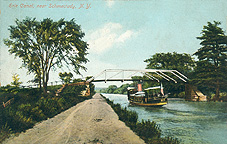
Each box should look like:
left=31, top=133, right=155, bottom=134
left=101, top=94, right=180, bottom=144
left=0, top=85, right=93, bottom=143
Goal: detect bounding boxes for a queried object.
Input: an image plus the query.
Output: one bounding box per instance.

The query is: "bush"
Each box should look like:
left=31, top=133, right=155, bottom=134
left=159, top=137, right=180, bottom=144
left=135, top=120, right=161, bottom=141
left=36, top=97, right=59, bottom=117
left=5, top=108, right=35, bottom=131
left=178, top=91, right=185, bottom=98
left=220, top=92, right=227, bottom=102
left=0, top=123, right=12, bottom=143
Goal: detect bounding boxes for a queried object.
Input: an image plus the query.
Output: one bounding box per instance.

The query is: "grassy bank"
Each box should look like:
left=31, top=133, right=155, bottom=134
left=102, top=95, right=179, bottom=144
left=0, top=85, right=93, bottom=143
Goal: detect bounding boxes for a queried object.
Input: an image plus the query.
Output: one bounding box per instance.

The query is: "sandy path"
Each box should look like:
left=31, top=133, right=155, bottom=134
left=3, top=93, right=145, bottom=144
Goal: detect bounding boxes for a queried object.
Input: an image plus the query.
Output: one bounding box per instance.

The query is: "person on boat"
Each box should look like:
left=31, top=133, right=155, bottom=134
left=158, top=92, right=162, bottom=97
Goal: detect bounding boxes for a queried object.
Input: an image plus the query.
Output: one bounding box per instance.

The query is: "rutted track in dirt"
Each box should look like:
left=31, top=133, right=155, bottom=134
left=3, top=93, right=145, bottom=144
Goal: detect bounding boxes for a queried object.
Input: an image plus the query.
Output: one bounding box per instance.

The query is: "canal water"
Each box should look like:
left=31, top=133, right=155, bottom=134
left=102, top=94, right=227, bottom=144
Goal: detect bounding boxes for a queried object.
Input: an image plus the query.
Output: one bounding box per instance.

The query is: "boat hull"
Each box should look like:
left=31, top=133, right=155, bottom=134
left=129, top=101, right=167, bottom=107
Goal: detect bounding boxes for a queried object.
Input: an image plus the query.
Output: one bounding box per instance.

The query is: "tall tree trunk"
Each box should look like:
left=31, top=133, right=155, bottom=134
left=214, top=80, right=220, bottom=101
left=43, top=81, right=47, bottom=95
left=42, top=72, right=47, bottom=95
left=42, top=71, right=49, bottom=96
left=39, top=77, right=42, bottom=92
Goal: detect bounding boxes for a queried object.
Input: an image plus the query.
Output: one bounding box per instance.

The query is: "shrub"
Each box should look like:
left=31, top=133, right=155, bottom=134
left=30, top=106, right=46, bottom=121
left=36, top=97, right=59, bottom=117
left=159, top=137, right=180, bottom=144
left=0, top=123, right=12, bottom=143
left=135, top=120, right=161, bottom=141
left=178, top=91, right=185, bottom=98
left=5, top=109, right=35, bottom=131
left=220, top=92, right=227, bottom=102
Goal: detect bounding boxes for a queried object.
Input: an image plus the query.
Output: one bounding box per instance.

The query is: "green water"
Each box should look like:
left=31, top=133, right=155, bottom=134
left=103, top=94, right=227, bottom=144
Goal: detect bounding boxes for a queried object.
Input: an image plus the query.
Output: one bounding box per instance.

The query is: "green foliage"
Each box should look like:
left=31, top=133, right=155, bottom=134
left=89, top=83, right=96, bottom=96
left=11, top=73, right=22, bottom=87
left=144, top=52, right=195, bottom=75
left=59, top=72, right=73, bottom=84
left=47, top=85, right=62, bottom=94
left=177, top=91, right=185, bottom=98
left=157, top=137, right=180, bottom=144
left=0, top=123, right=12, bottom=143
left=104, top=96, right=179, bottom=144
left=0, top=85, right=20, bottom=97
left=4, top=107, right=35, bottom=131
left=193, top=21, right=227, bottom=100
left=107, top=85, right=118, bottom=93
left=18, top=103, right=45, bottom=121
left=144, top=52, right=195, bottom=97
left=4, top=17, right=89, bottom=94
left=72, top=78, right=83, bottom=83
left=36, top=98, right=59, bottom=117
left=212, top=92, right=227, bottom=102
left=98, top=83, right=134, bottom=94
left=135, top=120, right=161, bottom=140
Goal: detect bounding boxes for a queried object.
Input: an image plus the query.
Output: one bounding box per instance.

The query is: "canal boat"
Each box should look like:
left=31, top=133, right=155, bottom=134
left=127, top=84, right=168, bottom=107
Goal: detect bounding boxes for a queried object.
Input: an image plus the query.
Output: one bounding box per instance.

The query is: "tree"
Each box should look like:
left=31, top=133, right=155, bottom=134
left=193, top=21, right=227, bottom=101
left=11, top=73, right=22, bottom=87
left=144, top=52, right=195, bottom=75
left=106, top=85, right=118, bottom=94
left=59, top=72, right=73, bottom=84
left=144, top=52, right=195, bottom=96
left=26, top=55, right=42, bottom=90
left=4, top=17, right=89, bottom=95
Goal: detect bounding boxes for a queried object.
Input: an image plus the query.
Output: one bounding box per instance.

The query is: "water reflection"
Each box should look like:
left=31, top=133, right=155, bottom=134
left=103, top=93, right=227, bottom=144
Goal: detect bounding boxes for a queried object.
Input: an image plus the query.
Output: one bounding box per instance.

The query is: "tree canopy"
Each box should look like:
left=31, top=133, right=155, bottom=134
left=59, top=72, right=73, bottom=84
left=144, top=52, right=195, bottom=97
left=144, top=52, right=195, bottom=75
left=4, top=17, right=89, bottom=94
left=193, top=21, right=227, bottom=100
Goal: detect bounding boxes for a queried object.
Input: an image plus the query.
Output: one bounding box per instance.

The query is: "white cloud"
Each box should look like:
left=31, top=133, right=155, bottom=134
left=116, top=30, right=134, bottom=43
left=106, top=0, right=115, bottom=8
left=87, top=22, right=135, bottom=54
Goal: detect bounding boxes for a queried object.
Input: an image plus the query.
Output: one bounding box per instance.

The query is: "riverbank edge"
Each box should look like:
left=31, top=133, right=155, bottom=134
left=101, top=93, right=180, bottom=144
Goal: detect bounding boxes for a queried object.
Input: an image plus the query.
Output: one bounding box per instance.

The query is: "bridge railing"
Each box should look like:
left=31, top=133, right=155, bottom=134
left=87, top=69, right=188, bottom=83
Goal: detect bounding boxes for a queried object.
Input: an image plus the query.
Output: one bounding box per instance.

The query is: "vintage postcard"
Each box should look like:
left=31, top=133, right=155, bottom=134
left=0, top=0, right=227, bottom=144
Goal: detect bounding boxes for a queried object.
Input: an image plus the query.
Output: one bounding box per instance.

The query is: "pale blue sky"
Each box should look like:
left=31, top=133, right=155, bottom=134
left=0, top=0, right=227, bottom=87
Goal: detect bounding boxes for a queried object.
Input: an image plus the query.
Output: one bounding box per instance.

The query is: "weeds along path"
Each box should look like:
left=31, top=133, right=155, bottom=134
left=3, top=93, right=145, bottom=144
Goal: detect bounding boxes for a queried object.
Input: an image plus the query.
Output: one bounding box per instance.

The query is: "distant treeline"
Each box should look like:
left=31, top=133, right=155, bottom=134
left=97, top=84, right=133, bottom=95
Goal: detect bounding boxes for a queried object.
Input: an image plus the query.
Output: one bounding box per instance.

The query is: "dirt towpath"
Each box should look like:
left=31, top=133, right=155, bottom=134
left=3, top=93, right=145, bottom=144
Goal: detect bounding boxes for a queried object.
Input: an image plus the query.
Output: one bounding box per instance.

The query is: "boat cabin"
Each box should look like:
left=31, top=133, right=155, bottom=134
left=127, top=85, right=168, bottom=106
